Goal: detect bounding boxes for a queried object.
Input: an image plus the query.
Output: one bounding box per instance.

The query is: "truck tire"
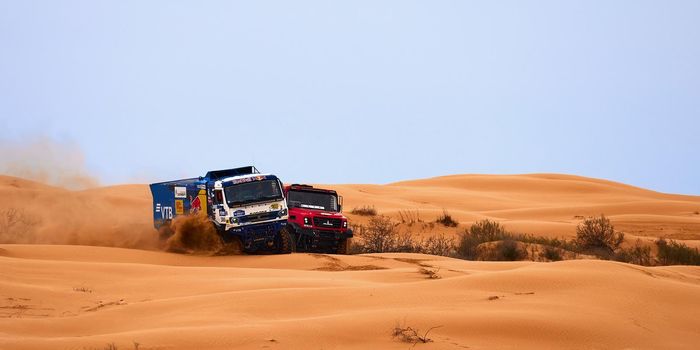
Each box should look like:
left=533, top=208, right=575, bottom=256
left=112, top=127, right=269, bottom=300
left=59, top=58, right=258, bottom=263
left=277, top=228, right=293, bottom=254
left=336, top=238, right=350, bottom=255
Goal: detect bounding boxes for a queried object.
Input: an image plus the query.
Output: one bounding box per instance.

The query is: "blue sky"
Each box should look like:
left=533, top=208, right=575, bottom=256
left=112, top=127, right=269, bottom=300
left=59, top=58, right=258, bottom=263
left=1, top=1, right=699, bottom=194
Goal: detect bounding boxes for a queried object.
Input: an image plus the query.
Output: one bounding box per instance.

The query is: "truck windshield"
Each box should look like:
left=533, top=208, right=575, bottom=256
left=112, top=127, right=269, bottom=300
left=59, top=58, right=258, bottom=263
left=287, top=190, right=338, bottom=212
left=224, top=179, right=282, bottom=207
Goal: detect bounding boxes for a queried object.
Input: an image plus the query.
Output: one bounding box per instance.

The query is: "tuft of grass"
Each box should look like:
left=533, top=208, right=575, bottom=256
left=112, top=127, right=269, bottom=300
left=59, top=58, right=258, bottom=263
left=435, top=210, right=458, bottom=227
left=350, top=205, right=377, bottom=216
left=398, top=210, right=422, bottom=226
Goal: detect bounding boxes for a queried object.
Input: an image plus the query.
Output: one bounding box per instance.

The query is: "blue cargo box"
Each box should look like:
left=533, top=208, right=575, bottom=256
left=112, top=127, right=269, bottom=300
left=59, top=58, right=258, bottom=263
left=149, top=178, right=209, bottom=229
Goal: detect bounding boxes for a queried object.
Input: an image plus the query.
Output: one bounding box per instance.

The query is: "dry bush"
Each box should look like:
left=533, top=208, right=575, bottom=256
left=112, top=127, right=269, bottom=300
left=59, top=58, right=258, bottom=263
left=540, top=245, right=563, bottom=261
left=435, top=210, right=458, bottom=227
left=0, top=208, right=42, bottom=244
left=420, top=234, right=455, bottom=256
left=477, top=240, right=527, bottom=261
left=575, top=215, right=624, bottom=257
left=352, top=216, right=401, bottom=253
left=457, top=220, right=510, bottom=259
left=392, top=322, right=441, bottom=345
left=656, top=238, right=700, bottom=266
left=615, top=239, right=652, bottom=266
left=350, top=205, right=377, bottom=216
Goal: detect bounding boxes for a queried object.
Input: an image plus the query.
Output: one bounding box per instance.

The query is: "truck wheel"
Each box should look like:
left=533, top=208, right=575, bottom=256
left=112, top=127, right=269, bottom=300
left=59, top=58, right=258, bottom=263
left=277, top=228, right=293, bottom=254
left=336, top=238, right=350, bottom=255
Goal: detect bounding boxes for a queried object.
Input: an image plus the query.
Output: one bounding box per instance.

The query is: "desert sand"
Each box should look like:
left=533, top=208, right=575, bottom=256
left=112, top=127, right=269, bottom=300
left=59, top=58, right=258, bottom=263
left=1, top=173, right=699, bottom=349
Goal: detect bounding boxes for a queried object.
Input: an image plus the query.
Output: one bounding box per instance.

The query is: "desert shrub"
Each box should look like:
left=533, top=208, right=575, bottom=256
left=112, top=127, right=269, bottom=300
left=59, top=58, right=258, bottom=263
left=435, top=210, right=458, bottom=227
left=575, top=215, right=624, bottom=257
left=615, top=239, right=652, bottom=266
left=351, top=216, right=418, bottom=253
left=420, top=234, right=456, bottom=257
left=656, top=238, right=700, bottom=266
left=350, top=205, right=377, bottom=216
left=541, top=245, right=563, bottom=261
left=0, top=208, right=41, bottom=244
left=479, top=239, right=526, bottom=261
left=457, top=220, right=510, bottom=259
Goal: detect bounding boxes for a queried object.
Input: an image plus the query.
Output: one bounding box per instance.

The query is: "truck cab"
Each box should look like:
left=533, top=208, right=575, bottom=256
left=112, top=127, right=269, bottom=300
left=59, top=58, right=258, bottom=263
left=284, top=184, right=353, bottom=254
left=150, top=166, right=292, bottom=253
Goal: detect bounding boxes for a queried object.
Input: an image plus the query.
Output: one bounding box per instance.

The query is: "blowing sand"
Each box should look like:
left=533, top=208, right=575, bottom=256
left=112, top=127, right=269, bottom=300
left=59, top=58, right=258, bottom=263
left=1, top=173, right=699, bottom=349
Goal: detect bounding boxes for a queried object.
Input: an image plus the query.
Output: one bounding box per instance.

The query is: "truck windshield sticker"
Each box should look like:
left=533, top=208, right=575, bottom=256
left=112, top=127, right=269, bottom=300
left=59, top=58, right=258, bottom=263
left=300, top=204, right=325, bottom=210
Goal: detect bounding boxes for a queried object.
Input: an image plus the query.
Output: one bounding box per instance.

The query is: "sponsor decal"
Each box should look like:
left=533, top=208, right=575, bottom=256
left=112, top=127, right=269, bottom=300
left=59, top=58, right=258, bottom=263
left=219, top=209, right=227, bottom=216
left=161, top=206, right=173, bottom=220
left=197, top=184, right=206, bottom=189
left=155, top=203, right=161, bottom=213
left=270, top=203, right=280, bottom=210
left=174, top=186, right=187, bottom=198
left=233, top=209, right=246, bottom=217
left=301, top=204, right=324, bottom=210
left=175, top=200, right=184, bottom=215
left=322, top=220, right=334, bottom=226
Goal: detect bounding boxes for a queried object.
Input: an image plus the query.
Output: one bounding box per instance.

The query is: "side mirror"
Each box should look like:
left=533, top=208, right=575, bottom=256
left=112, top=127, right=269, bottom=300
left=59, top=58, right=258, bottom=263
left=338, top=195, right=343, bottom=212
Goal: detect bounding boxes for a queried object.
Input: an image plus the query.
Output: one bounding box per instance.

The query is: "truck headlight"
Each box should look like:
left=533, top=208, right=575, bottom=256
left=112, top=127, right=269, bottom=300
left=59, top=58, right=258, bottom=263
left=304, top=217, right=310, bottom=225
left=343, top=221, right=348, bottom=228
left=279, top=208, right=288, bottom=217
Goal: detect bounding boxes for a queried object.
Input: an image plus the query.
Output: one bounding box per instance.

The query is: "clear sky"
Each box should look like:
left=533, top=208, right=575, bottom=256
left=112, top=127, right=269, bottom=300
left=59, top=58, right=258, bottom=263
left=1, top=1, right=699, bottom=194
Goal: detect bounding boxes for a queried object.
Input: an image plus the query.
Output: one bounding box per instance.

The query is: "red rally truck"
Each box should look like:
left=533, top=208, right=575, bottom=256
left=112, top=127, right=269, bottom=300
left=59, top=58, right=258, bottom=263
left=284, top=184, right=353, bottom=254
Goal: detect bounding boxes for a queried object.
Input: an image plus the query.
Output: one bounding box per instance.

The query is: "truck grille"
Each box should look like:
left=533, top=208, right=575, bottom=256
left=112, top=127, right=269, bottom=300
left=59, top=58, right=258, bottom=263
left=313, top=217, right=342, bottom=228
left=239, top=212, right=278, bottom=223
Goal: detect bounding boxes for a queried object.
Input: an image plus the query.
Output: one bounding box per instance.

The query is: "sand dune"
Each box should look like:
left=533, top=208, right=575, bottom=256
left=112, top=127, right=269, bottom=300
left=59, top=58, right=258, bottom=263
left=336, top=174, right=700, bottom=240
left=1, top=173, right=699, bottom=349
left=1, top=245, right=699, bottom=349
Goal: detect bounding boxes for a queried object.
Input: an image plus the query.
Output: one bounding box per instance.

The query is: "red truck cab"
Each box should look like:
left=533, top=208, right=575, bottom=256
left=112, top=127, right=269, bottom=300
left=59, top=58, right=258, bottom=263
left=283, top=184, right=353, bottom=254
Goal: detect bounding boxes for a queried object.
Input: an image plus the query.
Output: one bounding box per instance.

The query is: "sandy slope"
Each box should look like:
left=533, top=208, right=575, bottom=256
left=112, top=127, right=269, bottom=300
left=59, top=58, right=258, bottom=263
left=1, top=174, right=700, bottom=349
left=1, top=245, right=699, bottom=349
